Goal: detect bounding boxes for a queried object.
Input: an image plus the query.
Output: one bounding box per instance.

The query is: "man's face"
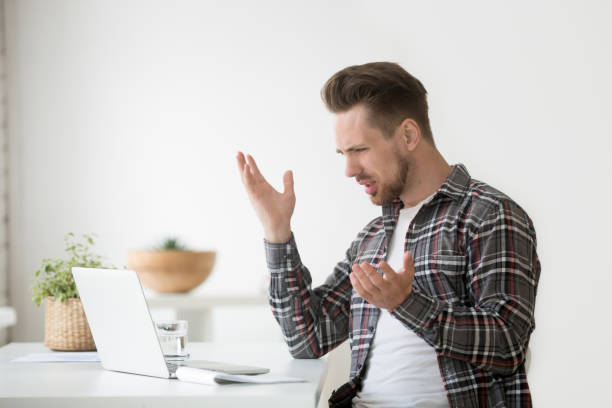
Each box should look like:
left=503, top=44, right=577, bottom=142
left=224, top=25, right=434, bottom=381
left=335, top=105, right=411, bottom=206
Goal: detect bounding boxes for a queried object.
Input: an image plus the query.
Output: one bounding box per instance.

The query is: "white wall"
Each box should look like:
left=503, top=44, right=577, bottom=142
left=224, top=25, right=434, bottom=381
left=5, top=0, right=611, bottom=406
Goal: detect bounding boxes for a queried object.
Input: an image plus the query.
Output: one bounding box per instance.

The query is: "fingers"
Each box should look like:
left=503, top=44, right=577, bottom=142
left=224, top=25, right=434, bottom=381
left=237, top=152, right=265, bottom=192
left=283, top=170, right=294, bottom=196
left=380, top=261, right=398, bottom=282
left=237, top=153, right=255, bottom=187
left=360, top=262, right=384, bottom=287
left=245, top=154, right=264, bottom=180
left=401, top=251, right=414, bottom=275
left=236, top=152, right=261, bottom=179
left=350, top=265, right=375, bottom=300
left=237, top=151, right=252, bottom=182
left=399, top=252, right=415, bottom=294
left=236, top=151, right=246, bottom=170
left=350, top=263, right=384, bottom=296
left=237, top=152, right=295, bottom=198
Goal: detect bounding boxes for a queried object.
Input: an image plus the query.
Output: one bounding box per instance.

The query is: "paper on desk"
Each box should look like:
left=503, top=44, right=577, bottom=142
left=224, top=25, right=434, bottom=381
left=175, top=366, right=305, bottom=385
left=11, top=352, right=100, bottom=363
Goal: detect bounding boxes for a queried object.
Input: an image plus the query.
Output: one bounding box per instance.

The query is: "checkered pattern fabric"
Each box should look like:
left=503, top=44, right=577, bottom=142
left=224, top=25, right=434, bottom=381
left=265, top=164, right=540, bottom=408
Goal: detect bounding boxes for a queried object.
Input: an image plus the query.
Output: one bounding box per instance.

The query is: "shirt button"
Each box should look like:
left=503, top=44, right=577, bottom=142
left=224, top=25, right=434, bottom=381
left=368, top=326, right=374, bottom=332
left=357, top=363, right=362, bottom=369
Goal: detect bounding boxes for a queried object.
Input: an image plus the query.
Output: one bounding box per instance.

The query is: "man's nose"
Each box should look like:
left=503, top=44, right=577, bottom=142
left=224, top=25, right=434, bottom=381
left=345, top=157, right=361, bottom=178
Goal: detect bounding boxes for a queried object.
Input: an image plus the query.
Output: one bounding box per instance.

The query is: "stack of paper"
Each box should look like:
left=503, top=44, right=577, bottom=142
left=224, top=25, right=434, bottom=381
left=11, top=352, right=100, bottom=363
left=175, top=366, right=305, bottom=385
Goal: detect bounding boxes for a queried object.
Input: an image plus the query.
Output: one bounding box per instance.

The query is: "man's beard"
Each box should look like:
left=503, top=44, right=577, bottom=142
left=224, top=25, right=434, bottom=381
left=370, top=155, right=410, bottom=206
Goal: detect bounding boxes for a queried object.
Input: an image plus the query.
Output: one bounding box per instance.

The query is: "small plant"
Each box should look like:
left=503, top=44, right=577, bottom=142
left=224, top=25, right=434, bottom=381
left=32, top=233, right=111, bottom=307
left=156, top=237, right=187, bottom=251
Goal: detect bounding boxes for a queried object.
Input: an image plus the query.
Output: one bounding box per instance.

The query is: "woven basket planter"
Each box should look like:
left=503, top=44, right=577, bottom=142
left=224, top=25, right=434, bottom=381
left=44, top=296, right=96, bottom=351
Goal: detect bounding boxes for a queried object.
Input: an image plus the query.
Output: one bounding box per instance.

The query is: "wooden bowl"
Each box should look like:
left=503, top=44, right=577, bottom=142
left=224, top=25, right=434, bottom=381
left=126, top=250, right=216, bottom=293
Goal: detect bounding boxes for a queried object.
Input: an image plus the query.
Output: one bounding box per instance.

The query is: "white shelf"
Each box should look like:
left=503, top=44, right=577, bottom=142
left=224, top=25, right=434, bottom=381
left=144, top=291, right=267, bottom=309
left=143, top=292, right=268, bottom=341
left=0, top=307, right=16, bottom=330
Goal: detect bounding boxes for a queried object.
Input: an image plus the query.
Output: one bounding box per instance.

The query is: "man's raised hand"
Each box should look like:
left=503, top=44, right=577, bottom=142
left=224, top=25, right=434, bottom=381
left=236, top=152, right=295, bottom=243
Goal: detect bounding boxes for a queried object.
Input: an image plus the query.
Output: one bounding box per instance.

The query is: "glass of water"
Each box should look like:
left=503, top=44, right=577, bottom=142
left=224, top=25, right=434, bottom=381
left=154, top=320, right=189, bottom=360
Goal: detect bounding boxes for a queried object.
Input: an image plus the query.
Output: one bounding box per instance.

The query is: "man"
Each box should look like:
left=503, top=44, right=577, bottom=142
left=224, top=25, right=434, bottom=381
left=236, top=62, right=540, bottom=408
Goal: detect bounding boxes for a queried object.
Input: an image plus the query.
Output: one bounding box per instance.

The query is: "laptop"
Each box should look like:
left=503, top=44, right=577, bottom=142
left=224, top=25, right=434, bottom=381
left=72, top=267, right=269, bottom=379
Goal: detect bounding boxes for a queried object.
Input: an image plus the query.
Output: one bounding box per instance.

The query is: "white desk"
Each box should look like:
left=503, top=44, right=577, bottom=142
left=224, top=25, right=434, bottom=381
left=0, top=342, right=328, bottom=407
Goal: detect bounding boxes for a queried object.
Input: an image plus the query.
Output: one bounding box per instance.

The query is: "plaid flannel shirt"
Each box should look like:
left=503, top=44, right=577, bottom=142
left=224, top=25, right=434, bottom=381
left=265, top=164, right=540, bottom=408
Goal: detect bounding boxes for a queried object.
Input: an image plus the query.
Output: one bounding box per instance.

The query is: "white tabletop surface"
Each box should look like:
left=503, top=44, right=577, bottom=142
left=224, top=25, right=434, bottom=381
left=0, top=342, right=328, bottom=408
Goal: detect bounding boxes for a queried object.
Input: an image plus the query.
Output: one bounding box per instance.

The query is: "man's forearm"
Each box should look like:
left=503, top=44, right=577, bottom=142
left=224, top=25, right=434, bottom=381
left=391, top=287, right=534, bottom=376
left=265, top=234, right=352, bottom=359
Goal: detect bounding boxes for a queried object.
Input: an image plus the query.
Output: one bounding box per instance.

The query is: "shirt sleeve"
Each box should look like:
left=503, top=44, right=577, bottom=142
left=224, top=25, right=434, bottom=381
left=265, top=233, right=354, bottom=359
left=391, top=200, right=540, bottom=376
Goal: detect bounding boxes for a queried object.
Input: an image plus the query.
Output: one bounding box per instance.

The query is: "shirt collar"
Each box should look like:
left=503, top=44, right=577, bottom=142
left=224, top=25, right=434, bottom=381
left=381, top=164, right=471, bottom=235
left=434, top=163, right=471, bottom=203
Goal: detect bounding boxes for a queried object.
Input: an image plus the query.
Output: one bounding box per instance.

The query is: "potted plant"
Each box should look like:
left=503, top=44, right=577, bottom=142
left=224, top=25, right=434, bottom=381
left=32, top=233, right=111, bottom=351
left=127, top=237, right=216, bottom=293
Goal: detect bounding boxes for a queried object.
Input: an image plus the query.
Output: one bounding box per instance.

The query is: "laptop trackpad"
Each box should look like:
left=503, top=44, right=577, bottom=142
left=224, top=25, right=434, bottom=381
left=179, top=360, right=270, bottom=375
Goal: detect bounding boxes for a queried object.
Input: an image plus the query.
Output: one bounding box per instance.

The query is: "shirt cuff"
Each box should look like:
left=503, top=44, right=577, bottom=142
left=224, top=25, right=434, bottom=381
left=390, top=287, right=442, bottom=333
left=263, top=232, right=302, bottom=273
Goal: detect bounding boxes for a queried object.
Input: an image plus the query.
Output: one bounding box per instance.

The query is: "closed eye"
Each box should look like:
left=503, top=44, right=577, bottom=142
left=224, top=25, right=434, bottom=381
left=336, top=147, right=368, bottom=155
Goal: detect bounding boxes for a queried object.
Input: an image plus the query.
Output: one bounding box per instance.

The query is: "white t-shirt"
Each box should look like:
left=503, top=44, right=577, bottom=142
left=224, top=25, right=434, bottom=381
left=353, top=195, right=448, bottom=408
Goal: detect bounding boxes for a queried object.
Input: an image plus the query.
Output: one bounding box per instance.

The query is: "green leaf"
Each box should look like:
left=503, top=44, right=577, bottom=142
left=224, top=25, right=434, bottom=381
left=31, top=232, right=113, bottom=307
left=156, top=237, right=187, bottom=251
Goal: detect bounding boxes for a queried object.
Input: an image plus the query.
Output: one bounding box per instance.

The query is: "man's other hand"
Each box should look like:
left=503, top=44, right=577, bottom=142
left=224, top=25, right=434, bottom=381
left=350, top=252, right=415, bottom=311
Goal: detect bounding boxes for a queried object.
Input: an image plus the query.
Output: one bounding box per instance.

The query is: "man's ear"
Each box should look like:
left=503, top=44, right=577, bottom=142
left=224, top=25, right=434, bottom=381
left=400, top=119, right=421, bottom=152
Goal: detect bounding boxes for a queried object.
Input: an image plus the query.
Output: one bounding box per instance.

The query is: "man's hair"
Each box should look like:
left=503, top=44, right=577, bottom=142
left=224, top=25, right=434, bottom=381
left=321, top=62, right=433, bottom=144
